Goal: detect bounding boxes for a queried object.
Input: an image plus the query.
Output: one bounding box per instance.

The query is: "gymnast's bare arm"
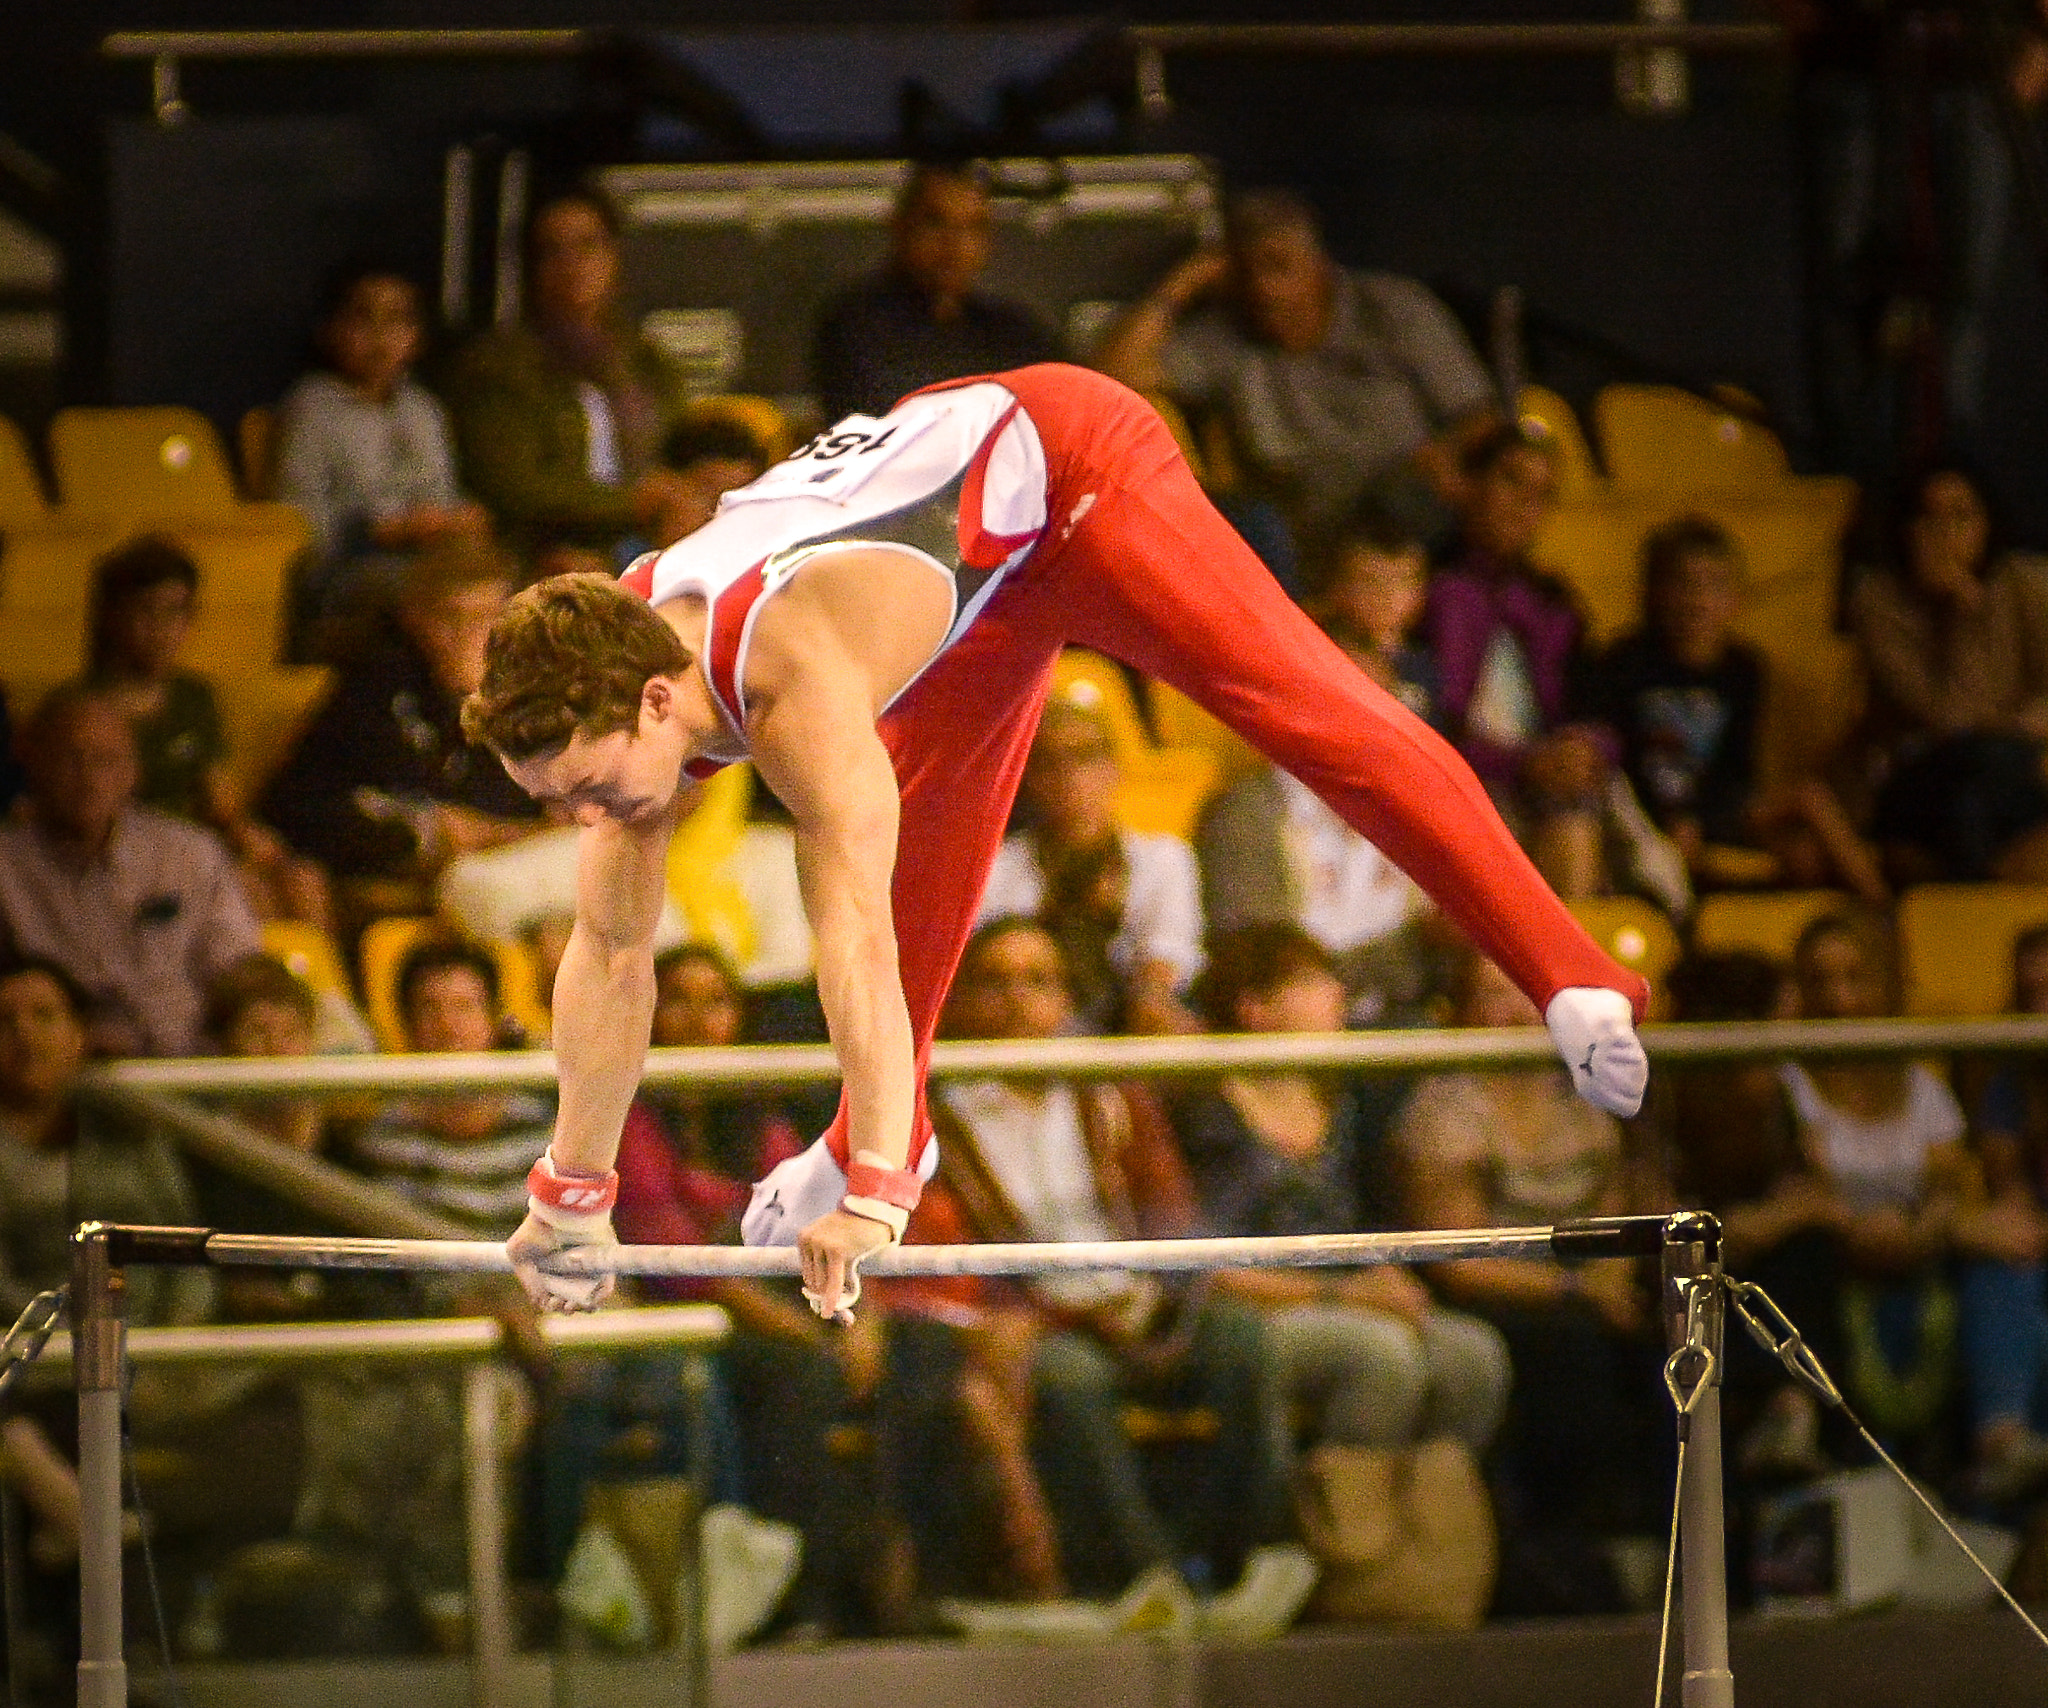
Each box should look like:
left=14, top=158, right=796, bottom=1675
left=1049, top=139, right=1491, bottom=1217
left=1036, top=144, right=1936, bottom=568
left=742, top=546, right=954, bottom=1315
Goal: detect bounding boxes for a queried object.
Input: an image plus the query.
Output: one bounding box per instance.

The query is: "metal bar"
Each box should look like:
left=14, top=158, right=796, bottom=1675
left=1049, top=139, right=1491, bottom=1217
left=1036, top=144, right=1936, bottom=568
left=105, top=30, right=588, bottom=61
left=192, top=1224, right=1603, bottom=1278
left=493, top=150, right=529, bottom=330
left=70, top=1227, right=126, bottom=1708
left=462, top=1363, right=514, bottom=1708
left=79, top=1013, right=2048, bottom=1099
left=441, top=144, right=475, bottom=331
left=1126, top=22, right=1782, bottom=55
left=1663, top=1219, right=1734, bottom=1708
left=30, top=1305, right=729, bottom=1370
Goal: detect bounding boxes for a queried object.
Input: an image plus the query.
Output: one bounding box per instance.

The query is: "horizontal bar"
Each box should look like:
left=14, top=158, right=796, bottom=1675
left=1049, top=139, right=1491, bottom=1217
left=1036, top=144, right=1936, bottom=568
left=29, top=1303, right=728, bottom=1369
left=79, top=1015, right=2048, bottom=1099
left=1128, top=22, right=1784, bottom=56
left=103, top=29, right=587, bottom=61
left=151, top=1219, right=1682, bottom=1277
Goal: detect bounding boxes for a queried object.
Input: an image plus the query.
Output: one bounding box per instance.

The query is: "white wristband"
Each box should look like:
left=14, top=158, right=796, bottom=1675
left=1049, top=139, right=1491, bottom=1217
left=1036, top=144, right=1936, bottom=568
left=840, top=1196, right=909, bottom=1243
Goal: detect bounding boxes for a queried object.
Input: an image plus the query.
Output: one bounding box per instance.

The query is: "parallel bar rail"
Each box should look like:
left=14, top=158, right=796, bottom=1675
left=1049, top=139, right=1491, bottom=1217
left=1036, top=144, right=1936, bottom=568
left=79, top=1015, right=2048, bottom=1099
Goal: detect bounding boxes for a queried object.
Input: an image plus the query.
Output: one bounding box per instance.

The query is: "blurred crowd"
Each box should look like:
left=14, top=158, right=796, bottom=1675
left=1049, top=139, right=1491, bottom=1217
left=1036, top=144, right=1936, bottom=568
left=5, top=153, right=2048, bottom=1674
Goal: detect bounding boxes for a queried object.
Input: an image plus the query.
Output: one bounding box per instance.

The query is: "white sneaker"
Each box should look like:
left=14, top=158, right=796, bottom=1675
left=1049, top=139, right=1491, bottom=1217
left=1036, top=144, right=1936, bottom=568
left=1111, top=1563, right=1199, bottom=1637
left=701, top=1504, right=803, bottom=1653
left=1199, top=1544, right=1319, bottom=1642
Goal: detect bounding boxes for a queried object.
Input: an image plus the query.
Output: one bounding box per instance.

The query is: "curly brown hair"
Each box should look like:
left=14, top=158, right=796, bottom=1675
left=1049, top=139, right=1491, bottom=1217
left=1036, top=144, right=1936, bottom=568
left=460, top=573, right=692, bottom=761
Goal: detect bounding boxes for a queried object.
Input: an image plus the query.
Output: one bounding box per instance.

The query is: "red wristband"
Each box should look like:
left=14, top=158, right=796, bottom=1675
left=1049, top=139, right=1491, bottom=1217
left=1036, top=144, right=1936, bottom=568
left=844, top=1159, right=923, bottom=1212
left=527, top=1151, right=619, bottom=1216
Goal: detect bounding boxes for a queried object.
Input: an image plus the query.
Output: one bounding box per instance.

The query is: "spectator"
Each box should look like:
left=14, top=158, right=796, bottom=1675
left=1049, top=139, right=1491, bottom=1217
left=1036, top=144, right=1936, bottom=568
left=923, top=917, right=1311, bottom=1627
left=84, top=536, right=332, bottom=926
left=260, top=537, right=545, bottom=918
left=650, top=416, right=771, bottom=548
left=442, top=186, right=690, bottom=572
left=812, top=161, right=1060, bottom=426
left=1847, top=464, right=2048, bottom=882
left=0, top=683, right=260, bottom=1056
left=1201, top=507, right=1448, bottom=1023
left=1776, top=910, right=1973, bottom=1451
left=352, top=940, right=550, bottom=1233
left=1958, top=924, right=2048, bottom=1498
left=0, top=955, right=212, bottom=1585
left=614, top=944, right=889, bottom=1633
left=1428, top=424, right=1687, bottom=913
left=1095, top=187, right=1498, bottom=554
left=1587, top=515, right=1886, bottom=901
left=1396, top=948, right=1669, bottom=1582
left=976, top=698, right=1203, bottom=1034
left=275, top=261, right=488, bottom=637
left=1175, top=924, right=1510, bottom=1461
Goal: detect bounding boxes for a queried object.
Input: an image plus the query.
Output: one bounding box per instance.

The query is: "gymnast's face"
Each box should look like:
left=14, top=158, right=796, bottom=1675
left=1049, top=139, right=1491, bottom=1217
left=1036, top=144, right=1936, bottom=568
left=503, top=678, right=693, bottom=827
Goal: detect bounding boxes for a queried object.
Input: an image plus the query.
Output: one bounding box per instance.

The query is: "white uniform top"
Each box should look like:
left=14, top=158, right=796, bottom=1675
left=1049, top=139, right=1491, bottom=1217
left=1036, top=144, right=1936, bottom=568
left=624, top=381, right=1049, bottom=776
left=1778, top=1061, right=1965, bottom=1215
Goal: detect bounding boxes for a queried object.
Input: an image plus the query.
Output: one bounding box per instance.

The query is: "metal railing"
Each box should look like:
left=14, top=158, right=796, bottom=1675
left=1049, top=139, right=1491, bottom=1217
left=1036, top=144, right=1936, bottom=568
left=38, top=1296, right=727, bottom=1708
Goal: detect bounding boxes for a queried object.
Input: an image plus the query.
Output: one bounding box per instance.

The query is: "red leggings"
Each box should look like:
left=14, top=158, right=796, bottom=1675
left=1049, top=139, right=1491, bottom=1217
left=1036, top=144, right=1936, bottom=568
left=824, top=364, right=1644, bottom=1169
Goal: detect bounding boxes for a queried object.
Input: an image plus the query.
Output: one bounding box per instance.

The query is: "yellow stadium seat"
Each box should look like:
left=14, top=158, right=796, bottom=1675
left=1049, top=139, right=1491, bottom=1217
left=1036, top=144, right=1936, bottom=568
left=1115, top=747, right=1222, bottom=841
left=1517, top=386, right=1601, bottom=499
left=1049, top=649, right=1153, bottom=764
left=1150, top=682, right=1265, bottom=786
left=50, top=407, right=242, bottom=519
left=492, top=934, right=554, bottom=1048
left=1897, top=885, right=2048, bottom=1017
left=0, top=415, right=50, bottom=521
left=1691, top=890, right=1847, bottom=964
left=1140, top=392, right=1208, bottom=486
left=666, top=764, right=761, bottom=973
left=217, top=666, right=333, bottom=802
left=259, top=919, right=356, bottom=1007
left=1594, top=385, right=1791, bottom=493
left=1567, top=896, right=1682, bottom=1013
left=682, top=394, right=795, bottom=462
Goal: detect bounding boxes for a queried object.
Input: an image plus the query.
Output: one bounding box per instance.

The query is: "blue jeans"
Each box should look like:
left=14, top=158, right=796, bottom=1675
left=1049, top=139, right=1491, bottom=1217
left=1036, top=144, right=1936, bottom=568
left=1959, top=1260, right=2048, bottom=1432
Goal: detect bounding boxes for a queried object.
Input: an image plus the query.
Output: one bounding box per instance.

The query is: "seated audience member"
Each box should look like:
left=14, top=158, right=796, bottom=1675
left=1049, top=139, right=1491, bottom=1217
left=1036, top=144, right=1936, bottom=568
left=352, top=940, right=550, bottom=1233
left=1587, top=516, right=1885, bottom=901
left=1095, top=187, right=1498, bottom=555
left=84, top=536, right=331, bottom=925
left=615, top=944, right=891, bottom=1633
left=1396, top=948, right=1669, bottom=1568
left=0, top=955, right=213, bottom=1579
left=260, top=538, right=545, bottom=917
left=650, top=416, right=772, bottom=548
left=1175, top=925, right=1510, bottom=1460
left=922, top=917, right=1310, bottom=1627
left=1937, top=924, right=2048, bottom=1497
left=1775, top=910, right=1978, bottom=1453
left=976, top=699, right=1203, bottom=1034
left=0, top=683, right=260, bottom=1056
left=1310, top=502, right=1438, bottom=722
left=275, top=261, right=488, bottom=636
left=1201, top=508, right=1449, bottom=1023
left=442, top=186, right=689, bottom=573
left=812, top=161, right=1060, bottom=426
left=1847, top=463, right=2048, bottom=882
left=1428, top=424, right=1686, bottom=913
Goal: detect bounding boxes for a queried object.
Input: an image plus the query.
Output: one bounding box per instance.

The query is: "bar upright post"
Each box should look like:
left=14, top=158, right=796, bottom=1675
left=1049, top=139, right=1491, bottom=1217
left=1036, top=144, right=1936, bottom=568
left=72, top=1223, right=128, bottom=1708
left=1663, top=1213, right=1734, bottom=1708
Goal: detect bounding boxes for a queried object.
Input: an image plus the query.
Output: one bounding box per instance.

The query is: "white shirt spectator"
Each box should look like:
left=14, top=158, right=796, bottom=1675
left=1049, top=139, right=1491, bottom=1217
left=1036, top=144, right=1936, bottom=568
left=976, top=828, right=1205, bottom=987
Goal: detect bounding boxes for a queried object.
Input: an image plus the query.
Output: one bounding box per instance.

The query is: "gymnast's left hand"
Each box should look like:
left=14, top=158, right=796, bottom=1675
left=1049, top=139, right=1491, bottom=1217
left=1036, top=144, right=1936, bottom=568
left=506, top=1209, right=618, bottom=1313
left=799, top=1209, right=894, bottom=1325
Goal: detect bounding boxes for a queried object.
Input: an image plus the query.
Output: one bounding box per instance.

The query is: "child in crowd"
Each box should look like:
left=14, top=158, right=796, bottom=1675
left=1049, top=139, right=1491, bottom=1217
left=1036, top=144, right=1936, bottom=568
left=651, top=416, right=772, bottom=548
left=84, top=536, right=331, bottom=927
left=1311, top=502, right=1439, bottom=726
left=1586, top=515, right=1886, bottom=901
left=275, top=262, right=488, bottom=639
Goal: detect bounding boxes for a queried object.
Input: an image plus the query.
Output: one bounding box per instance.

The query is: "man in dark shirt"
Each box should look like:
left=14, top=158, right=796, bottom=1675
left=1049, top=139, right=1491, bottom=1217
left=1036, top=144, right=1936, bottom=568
left=262, top=539, right=544, bottom=902
left=810, top=162, right=1060, bottom=425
